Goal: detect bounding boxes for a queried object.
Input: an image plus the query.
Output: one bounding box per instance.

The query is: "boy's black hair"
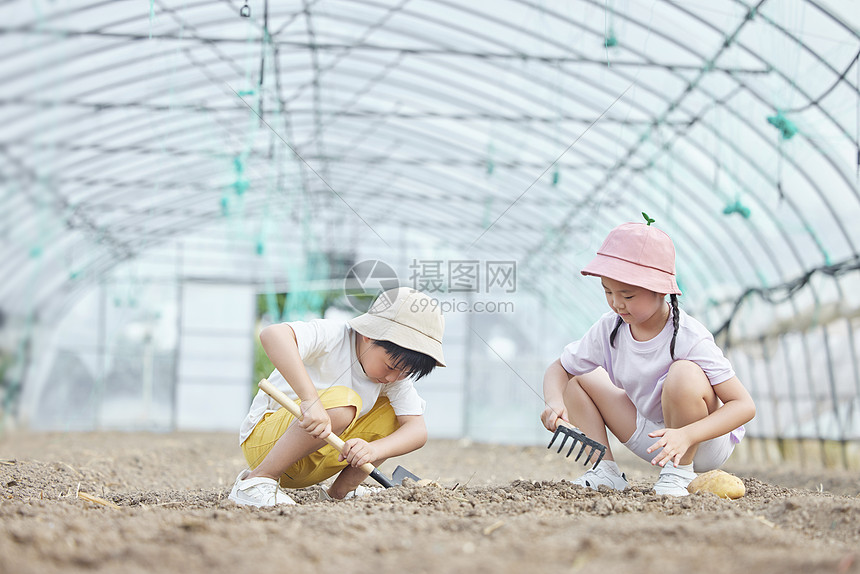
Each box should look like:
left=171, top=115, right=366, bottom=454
left=609, top=294, right=680, bottom=359
left=372, top=339, right=437, bottom=381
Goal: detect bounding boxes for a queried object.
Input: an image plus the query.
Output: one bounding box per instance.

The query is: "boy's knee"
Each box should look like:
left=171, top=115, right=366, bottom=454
left=328, top=405, right=358, bottom=433
left=345, top=399, right=399, bottom=442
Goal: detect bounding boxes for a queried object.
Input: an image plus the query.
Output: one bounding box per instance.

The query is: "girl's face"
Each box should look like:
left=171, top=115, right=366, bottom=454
left=357, top=336, right=410, bottom=384
left=601, top=277, right=667, bottom=328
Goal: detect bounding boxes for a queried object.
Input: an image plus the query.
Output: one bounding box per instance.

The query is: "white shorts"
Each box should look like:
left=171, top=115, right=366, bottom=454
left=622, top=411, right=736, bottom=472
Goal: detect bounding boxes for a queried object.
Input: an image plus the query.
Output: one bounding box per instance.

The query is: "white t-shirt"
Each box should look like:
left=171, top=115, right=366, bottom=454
left=559, top=309, right=744, bottom=443
left=239, top=319, right=426, bottom=445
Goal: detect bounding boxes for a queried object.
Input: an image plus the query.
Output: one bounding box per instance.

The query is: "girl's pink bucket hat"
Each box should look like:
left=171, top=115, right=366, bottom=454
left=581, top=222, right=682, bottom=295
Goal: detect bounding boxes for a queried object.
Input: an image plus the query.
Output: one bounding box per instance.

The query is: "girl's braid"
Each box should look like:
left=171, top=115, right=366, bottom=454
left=669, top=294, right=680, bottom=359
left=609, top=296, right=680, bottom=361
left=609, top=315, right=624, bottom=349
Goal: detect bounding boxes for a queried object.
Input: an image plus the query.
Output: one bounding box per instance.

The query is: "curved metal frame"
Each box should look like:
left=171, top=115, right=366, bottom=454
left=2, top=0, right=860, bottom=453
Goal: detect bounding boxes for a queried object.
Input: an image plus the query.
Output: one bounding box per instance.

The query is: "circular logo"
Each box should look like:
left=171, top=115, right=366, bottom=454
left=343, top=259, right=400, bottom=312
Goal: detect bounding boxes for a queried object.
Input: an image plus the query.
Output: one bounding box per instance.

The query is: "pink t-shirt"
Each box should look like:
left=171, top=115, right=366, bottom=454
left=559, top=309, right=744, bottom=444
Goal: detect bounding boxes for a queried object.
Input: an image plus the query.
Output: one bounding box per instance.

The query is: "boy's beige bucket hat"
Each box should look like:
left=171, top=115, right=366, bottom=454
left=349, top=287, right=446, bottom=367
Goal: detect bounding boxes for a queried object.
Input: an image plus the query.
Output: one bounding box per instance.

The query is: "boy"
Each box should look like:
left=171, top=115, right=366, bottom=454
left=229, top=287, right=445, bottom=506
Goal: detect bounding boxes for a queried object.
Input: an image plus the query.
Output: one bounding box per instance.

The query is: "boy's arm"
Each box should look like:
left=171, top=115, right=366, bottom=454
left=259, top=323, right=332, bottom=439
left=339, top=414, right=427, bottom=468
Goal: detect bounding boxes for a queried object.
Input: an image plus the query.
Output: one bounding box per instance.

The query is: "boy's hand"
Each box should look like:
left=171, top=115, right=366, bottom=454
left=298, top=400, right=332, bottom=440
left=540, top=403, right=568, bottom=432
left=339, top=438, right=378, bottom=468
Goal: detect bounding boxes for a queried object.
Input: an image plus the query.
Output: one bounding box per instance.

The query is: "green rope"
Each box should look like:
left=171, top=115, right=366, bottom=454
left=604, top=29, right=618, bottom=48
left=767, top=111, right=798, bottom=140
left=723, top=197, right=751, bottom=219
left=603, top=0, right=617, bottom=66
left=482, top=197, right=494, bottom=229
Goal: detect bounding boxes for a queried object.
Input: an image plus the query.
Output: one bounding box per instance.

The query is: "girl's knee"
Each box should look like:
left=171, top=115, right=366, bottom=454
left=571, top=368, right=613, bottom=393
left=561, top=374, right=593, bottom=403
left=663, top=360, right=710, bottom=398
left=667, top=359, right=705, bottom=377
left=566, top=375, right=584, bottom=391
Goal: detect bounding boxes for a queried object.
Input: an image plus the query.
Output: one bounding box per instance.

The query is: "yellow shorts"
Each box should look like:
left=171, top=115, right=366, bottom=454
left=240, top=385, right=398, bottom=489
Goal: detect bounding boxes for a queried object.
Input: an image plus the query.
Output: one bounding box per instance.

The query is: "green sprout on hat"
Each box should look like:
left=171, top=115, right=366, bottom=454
left=641, top=212, right=655, bottom=226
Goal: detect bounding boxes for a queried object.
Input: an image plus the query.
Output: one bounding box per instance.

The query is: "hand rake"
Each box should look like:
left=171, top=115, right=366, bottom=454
left=547, top=422, right=607, bottom=470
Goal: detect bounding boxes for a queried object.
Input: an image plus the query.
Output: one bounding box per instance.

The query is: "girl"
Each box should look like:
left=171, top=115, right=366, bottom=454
left=541, top=220, right=755, bottom=496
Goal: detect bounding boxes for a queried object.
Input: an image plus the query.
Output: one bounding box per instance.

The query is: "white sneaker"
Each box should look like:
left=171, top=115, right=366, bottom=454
left=318, top=484, right=384, bottom=501
left=653, top=462, right=696, bottom=496
left=228, top=469, right=296, bottom=507
left=572, top=464, right=628, bottom=491
left=346, top=485, right=383, bottom=499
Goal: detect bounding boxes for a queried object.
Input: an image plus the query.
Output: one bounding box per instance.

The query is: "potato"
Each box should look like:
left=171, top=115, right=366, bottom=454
left=687, top=469, right=745, bottom=499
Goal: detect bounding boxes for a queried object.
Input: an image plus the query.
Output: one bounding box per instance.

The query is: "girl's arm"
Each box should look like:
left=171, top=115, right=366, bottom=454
left=687, top=376, right=756, bottom=442
left=540, top=359, right=573, bottom=431
left=259, top=323, right=332, bottom=439
left=648, top=375, right=755, bottom=466
left=339, top=414, right=428, bottom=467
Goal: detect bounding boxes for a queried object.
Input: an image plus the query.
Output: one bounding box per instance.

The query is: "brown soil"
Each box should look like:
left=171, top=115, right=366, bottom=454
left=1, top=432, right=858, bottom=574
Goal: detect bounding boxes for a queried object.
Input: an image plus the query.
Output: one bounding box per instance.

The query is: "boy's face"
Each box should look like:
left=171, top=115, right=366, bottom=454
left=358, top=336, right=410, bottom=384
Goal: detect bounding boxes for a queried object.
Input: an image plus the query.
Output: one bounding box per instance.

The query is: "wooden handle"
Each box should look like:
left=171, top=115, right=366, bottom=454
left=257, top=378, right=376, bottom=475
left=556, top=420, right=579, bottom=431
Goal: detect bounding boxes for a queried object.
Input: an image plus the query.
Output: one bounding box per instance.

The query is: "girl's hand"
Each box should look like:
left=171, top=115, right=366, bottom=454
left=540, top=403, right=569, bottom=432
left=298, top=400, right=332, bottom=440
left=339, top=438, right=378, bottom=468
left=646, top=427, right=693, bottom=467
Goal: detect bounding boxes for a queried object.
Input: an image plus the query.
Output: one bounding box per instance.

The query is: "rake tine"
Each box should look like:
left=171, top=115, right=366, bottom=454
left=565, top=437, right=581, bottom=457
left=591, top=448, right=607, bottom=469
left=583, top=445, right=598, bottom=465
left=572, top=441, right=587, bottom=462
left=547, top=427, right=567, bottom=453
left=549, top=425, right=609, bottom=469
left=555, top=432, right=571, bottom=454
left=547, top=428, right=559, bottom=449
left=584, top=443, right=607, bottom=469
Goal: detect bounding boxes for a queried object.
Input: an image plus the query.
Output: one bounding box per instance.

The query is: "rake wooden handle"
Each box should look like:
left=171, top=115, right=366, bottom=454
left=258, top=378, right=377, bottom=476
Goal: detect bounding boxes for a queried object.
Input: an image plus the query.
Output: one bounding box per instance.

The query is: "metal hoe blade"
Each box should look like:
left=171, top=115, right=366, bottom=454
left=547, top=425, right=607, bottom=470
left=391, top=465, right=421, bottom=485
left=370, top=465, right=422, bottom=488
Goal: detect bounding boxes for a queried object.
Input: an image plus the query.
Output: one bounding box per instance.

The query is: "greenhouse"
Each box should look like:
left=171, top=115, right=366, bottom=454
left=2, top=0, right=859, bottom=467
